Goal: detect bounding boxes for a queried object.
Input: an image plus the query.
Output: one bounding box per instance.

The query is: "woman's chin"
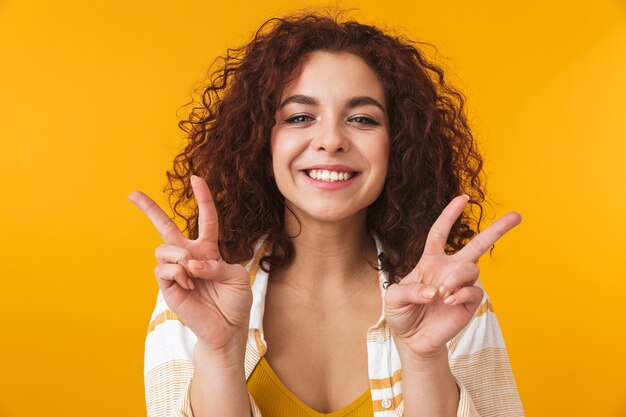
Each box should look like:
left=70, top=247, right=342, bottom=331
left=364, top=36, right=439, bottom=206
left=288, top=203, right=367, bottom=225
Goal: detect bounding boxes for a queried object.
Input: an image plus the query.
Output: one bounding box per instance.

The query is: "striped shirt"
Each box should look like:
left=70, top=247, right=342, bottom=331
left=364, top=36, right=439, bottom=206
left=144, top=236, right=524, bottom=417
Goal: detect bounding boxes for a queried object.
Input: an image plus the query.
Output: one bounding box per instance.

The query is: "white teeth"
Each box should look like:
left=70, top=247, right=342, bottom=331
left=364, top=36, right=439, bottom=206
left=306, top=169, right=354, bottom=182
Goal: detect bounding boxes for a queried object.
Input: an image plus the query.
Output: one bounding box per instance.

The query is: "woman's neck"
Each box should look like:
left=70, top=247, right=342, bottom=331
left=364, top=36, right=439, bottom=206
left=272, top=208, right=379, bottom=299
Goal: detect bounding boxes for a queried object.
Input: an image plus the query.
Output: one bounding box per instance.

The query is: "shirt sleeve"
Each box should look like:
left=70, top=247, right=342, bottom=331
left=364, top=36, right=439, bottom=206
left=446, top=289, right=525, bottom=417
left=144, top=290, right=196, bottom=417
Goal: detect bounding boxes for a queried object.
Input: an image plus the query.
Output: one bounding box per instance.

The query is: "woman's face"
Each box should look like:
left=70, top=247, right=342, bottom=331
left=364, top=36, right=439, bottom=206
left=270, top=50, right=390, bottom=224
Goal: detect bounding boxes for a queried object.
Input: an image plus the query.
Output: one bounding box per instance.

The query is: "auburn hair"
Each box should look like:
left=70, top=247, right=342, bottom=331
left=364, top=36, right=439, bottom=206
left=165, top=11, right=487, bottom=284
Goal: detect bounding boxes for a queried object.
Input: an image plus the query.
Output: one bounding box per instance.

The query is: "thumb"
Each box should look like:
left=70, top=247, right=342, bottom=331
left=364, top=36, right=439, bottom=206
left=187, top=259, right=249, bottom=285
left=385, top=281, right=439, bottom=309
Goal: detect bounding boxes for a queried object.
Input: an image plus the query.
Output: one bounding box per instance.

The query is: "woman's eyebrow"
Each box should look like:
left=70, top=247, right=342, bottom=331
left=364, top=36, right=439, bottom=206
left=278, top=95, right=318, bottom=110
left=346, top=96, right=385, bottom=112
left=278, top=95, right=385, bottom=112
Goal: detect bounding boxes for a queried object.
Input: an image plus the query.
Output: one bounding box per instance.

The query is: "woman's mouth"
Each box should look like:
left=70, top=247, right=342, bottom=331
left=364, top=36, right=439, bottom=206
left=304, top=169, right=358, bottom=182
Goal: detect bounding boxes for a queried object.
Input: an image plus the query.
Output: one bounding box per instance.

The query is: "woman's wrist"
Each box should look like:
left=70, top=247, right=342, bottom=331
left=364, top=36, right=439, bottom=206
left=396, top=343, right=459, bottom=417
left=393, top=337, right=450, bottom=372
left=194, top=332, right=247, bottom=370
left=190, top=334, right=251, bottom=417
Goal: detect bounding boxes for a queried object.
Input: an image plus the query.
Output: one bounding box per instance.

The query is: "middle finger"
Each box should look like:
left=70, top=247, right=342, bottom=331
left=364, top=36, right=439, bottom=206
left=454, top=211, right=522, bottom=264
left=128, top=191, right=186, bottom=245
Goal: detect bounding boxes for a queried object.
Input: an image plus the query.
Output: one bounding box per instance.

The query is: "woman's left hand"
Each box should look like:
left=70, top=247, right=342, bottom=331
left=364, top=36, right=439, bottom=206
left=384, top=195, right=522, bottom=362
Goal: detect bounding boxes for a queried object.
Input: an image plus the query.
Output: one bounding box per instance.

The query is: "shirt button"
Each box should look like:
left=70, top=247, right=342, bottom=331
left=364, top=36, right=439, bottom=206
left=375, top=334, right=385, bottom=344
left=381, top=398, right=392, bottom=409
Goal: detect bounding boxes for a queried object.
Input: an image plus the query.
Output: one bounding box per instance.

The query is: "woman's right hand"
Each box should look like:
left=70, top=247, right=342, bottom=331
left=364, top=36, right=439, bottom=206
left=128, top=175, right=252, bottom=356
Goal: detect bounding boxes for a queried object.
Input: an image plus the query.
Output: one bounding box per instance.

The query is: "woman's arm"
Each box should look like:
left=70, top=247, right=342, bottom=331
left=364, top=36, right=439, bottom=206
left=189, top=339, right=252, bottom=417
left=144, top=292, right=263, bottom=417
left=397, top=347, right=459, bottom=417
left=132, top=176, right=261, bottom=417
left=385, top=195, right=523, bottom=416
left=392, top=292, right=524, bottom=417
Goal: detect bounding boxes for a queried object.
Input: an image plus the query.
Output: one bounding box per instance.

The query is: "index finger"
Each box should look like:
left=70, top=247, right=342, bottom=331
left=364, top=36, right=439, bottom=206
left=423, top=195, right=471, bottom=255
left=128, top=191, right=185, bottom=245
left=191, top=175, right=219, bottom=244
left=455, top=211, right=523, bottom=263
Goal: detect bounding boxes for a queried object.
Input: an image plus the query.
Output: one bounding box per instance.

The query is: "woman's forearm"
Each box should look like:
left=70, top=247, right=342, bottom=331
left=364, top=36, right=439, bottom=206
left=190, top=340, right=252, bottom=417
left=398, top=347, right=459, bottom=417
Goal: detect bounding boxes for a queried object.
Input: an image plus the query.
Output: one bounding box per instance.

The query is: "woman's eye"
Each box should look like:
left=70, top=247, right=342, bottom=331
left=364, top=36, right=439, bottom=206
left=350, top=116, right=380, bottom=125
left=285, top=114, right=314, bottom=124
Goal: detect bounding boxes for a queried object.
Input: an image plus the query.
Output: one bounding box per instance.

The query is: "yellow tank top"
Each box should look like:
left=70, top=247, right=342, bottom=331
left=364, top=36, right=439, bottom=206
left=247, top=357, right=374, bottom=417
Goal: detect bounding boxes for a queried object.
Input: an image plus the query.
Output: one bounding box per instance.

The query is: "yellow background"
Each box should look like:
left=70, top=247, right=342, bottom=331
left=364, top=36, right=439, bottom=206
left=1, top=0, right=625, bottom=416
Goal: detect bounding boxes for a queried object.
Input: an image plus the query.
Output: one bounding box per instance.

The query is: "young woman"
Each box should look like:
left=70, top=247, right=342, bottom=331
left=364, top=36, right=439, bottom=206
left=129, top=12, right=524, bottom=417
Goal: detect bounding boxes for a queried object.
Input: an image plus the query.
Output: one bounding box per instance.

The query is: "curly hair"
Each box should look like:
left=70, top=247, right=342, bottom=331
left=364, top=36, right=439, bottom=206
left=165, top=10, right=487, bottom=284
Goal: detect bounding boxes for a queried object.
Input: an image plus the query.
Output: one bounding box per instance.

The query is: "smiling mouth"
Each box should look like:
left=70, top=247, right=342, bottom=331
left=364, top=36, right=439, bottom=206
left=304, top=169, right=358, bottom=182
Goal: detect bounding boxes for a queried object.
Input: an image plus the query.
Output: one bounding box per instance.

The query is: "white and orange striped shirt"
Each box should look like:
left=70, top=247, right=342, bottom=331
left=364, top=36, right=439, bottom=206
left=144, top=236, right=524, bottom=417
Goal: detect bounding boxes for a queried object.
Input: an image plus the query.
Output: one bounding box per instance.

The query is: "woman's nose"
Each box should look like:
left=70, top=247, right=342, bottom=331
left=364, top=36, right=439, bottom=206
left=311, top=122, right=350, bottom=153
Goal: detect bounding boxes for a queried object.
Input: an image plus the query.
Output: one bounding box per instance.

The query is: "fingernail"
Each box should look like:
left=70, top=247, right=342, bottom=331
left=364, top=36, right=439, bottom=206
left=444, top=295, right=456, bottom=304
left=188, top=260, right=204, bottom=270
left=463, top=194, right=470, bottom=201
left=423, top=287, right=436, bottom=299
left=439, top=286, right=447, bottom=297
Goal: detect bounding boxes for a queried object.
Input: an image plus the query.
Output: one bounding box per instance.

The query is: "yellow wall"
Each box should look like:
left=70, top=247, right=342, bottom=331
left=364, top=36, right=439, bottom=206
left=1, top=1, right=624, bottom=416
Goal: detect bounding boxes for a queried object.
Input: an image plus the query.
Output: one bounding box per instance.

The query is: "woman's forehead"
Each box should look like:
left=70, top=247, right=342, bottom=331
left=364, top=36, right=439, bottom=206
left=278, top=50, right=386, bottom=106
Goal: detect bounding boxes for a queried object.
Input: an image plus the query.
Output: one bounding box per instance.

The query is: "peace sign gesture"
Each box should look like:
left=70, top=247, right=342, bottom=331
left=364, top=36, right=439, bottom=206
left=384, top=195, right=522, bottom=361
left=128, top=175, right=252, bottom=354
